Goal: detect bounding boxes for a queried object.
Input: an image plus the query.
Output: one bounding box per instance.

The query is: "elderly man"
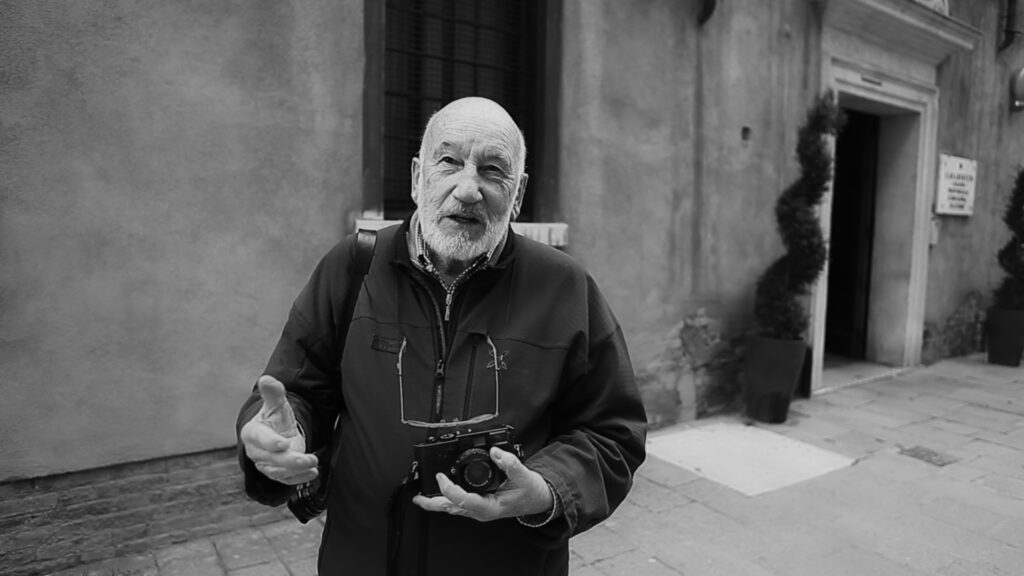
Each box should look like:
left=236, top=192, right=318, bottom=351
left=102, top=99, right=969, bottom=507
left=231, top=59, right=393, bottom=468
left=237, top=97, right=647, bottom=575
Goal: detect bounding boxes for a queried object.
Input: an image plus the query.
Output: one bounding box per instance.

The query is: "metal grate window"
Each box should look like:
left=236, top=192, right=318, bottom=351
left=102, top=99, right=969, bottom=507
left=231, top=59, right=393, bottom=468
left=383, top=0, right=539, bottom=219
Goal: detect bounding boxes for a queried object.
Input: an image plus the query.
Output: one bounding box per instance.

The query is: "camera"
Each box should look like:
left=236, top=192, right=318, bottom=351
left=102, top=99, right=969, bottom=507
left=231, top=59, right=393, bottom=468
left=413, top=425, right=523, bottom=497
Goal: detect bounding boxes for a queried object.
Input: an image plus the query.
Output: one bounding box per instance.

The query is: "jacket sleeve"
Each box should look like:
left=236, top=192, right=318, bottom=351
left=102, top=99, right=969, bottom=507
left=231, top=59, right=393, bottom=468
left=523, top=274, right=648, bottom=546
left=235, top=237, right=356, bottom=506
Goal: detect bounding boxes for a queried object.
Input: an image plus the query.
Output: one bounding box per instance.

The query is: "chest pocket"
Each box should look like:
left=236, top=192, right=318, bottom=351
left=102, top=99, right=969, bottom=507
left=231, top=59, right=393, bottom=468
left=444, top=332, right=569, bottom=427
left=439, top=332, right=501, bottom=423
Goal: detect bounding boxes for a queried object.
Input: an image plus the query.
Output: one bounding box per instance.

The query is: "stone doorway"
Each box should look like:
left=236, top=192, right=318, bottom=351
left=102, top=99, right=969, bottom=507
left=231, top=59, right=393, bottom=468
left=808, top=0, right=978, bottom=393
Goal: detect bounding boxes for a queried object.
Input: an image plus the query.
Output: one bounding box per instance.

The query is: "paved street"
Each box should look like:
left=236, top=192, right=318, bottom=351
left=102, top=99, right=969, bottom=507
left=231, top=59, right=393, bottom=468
left=53, top=354, right=1024, bottom=575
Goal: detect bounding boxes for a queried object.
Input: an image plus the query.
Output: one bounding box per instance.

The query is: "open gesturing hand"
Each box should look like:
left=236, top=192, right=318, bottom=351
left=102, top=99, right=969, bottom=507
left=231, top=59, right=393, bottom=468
left=239, top=375, right=318, bottom=485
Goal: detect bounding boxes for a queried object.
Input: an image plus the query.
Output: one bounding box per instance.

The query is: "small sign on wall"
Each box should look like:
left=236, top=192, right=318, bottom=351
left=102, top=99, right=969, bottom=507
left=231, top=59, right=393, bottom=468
left=935, top=154, right=976, bottom=216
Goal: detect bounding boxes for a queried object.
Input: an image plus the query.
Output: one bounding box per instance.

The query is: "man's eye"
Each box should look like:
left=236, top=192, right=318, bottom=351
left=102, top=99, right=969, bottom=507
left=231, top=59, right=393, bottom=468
left=439, top=156, right=458, bottom=165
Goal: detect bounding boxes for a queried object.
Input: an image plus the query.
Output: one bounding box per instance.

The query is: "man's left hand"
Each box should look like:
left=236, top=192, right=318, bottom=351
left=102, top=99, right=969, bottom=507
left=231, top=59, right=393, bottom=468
left=412, top=446, right=553, bottom=522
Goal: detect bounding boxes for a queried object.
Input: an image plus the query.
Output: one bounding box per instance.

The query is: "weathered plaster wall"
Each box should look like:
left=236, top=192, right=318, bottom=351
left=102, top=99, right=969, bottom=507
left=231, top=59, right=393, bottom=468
left=925, top=0, right=1020, bottom=361
left=0, top=0, right=364, bottom=480
left=558, top=0, right=697, bottom=426
left=559, top=0, right=819, bottom=426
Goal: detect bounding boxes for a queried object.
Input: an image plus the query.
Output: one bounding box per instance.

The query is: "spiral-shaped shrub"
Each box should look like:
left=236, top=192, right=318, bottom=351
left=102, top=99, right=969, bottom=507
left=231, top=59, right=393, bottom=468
left=993, top=167, right=1024, bottom=309
left=754, top=91, right=845, bottom=340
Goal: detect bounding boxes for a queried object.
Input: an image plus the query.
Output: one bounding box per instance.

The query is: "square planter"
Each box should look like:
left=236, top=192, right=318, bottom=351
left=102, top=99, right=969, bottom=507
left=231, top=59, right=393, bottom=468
left=743, top=335, right=808, bottom=423
left=987, top=308, right=1024, bottom=367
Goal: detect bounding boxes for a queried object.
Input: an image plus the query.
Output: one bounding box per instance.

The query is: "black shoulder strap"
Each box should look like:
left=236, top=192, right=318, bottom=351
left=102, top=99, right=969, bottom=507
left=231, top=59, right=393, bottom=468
left=287, top=229, right=377, bottom=524
left=353, top=229, right=377, bottom=278
left=341, top=228, right=376, bottom=336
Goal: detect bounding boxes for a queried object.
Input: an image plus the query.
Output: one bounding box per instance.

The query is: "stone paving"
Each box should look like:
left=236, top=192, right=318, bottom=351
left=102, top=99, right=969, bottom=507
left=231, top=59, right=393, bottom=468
left=50, top=354, right=1024, bottom=575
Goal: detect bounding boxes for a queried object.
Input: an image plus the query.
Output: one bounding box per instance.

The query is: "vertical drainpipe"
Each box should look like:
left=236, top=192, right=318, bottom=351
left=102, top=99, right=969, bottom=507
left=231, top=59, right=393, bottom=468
left=999, top=0, right=1018, bottom=52
left=698, top=0, right=717, bottom=26
left=691, top=0, right=715, bottom=297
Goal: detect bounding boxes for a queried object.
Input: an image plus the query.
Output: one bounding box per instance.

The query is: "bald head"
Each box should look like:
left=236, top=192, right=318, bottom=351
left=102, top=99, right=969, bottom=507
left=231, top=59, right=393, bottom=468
left=419, top=97, right=526, bottom=177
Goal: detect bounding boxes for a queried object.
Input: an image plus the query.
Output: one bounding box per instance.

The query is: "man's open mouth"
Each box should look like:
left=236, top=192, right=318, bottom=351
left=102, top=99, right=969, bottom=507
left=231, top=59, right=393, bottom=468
left=446, top=214, right=482, bottom=225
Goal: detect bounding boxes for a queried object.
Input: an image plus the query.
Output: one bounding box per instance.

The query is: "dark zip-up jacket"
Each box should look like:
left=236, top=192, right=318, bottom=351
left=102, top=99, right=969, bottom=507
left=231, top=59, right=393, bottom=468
left=236, top=220, right=647, bottom=575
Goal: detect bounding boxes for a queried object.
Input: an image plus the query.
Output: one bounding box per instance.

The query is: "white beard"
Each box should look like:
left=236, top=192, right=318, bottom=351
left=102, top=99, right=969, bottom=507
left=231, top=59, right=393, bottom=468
left=419, top=207, right=509, bottom=264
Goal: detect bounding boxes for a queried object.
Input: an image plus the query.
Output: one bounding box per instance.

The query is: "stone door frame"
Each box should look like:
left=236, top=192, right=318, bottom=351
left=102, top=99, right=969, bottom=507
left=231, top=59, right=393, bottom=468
left=808, top=0, right=978, bottom=392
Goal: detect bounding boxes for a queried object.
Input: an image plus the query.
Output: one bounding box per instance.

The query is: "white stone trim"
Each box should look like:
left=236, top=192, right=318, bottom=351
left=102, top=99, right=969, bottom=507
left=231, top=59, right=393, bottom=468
left=810, top=1, right=977, bottom=394
left=819, top=0, right=978, bottom=68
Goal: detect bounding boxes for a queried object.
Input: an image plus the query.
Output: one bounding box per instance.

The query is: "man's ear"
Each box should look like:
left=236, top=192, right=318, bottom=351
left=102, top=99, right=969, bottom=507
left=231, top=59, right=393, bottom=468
left=410, top=156, right=422, bottom=206
left=511, top=173, right=529, bottom=220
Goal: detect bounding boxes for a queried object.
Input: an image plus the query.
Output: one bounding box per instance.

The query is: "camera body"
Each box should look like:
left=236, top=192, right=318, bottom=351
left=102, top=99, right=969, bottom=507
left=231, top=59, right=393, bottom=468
left=413, top=425, right=523, bottom=497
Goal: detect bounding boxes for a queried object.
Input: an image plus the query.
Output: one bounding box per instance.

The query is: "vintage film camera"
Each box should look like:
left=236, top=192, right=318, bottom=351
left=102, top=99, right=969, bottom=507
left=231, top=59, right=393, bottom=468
left=413, top=425, right=523, bottom=497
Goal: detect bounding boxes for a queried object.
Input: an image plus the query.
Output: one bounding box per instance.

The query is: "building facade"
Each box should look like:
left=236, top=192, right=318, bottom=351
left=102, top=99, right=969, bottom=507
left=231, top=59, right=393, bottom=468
left=0, top=0, right=1017, bottom=484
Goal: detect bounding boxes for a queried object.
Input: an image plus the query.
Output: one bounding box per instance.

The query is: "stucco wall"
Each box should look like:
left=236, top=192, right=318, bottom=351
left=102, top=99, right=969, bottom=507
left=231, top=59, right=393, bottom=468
left=558, top=0, right=697, bottom=366
left=4, top=0, right=1011, bottom=479
left=0, top=0, right=364, bottom=480
left=925, top=0, right=1021, bottom=361
left=558, top=0, right=818, bottom=423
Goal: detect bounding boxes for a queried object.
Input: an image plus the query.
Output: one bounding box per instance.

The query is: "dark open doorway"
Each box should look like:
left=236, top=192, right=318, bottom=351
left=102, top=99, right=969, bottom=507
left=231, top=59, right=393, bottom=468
left=826, top=109, right=880, bottom=360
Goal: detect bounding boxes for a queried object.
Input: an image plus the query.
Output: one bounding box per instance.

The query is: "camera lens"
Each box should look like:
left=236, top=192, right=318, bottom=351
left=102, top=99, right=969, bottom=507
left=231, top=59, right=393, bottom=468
left=464, top=460, right=493, bottom=488
left=455, top=448, right=496, bottom=491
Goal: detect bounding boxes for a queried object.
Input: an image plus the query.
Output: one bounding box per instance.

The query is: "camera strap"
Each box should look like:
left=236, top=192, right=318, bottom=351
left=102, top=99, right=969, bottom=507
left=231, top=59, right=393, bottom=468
left=386, top=462, right=420, bottom=576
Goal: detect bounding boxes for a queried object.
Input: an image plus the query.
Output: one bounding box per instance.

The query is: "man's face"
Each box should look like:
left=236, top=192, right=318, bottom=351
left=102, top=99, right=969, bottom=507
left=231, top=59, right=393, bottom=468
left=411, top=106, right=527, bottom=265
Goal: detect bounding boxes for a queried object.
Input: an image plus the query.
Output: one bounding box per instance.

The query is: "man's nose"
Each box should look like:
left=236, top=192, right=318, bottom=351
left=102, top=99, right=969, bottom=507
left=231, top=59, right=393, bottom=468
left=450, top=166, right=484, bottom=204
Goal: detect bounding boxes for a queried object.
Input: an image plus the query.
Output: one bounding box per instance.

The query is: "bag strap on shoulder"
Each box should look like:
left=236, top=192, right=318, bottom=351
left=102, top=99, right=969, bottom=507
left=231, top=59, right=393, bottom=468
left=353, top=229, right=377, bottom=277
left=339, top=228, right=376, bottom=344
left=287, top=228, right=377, bottom=523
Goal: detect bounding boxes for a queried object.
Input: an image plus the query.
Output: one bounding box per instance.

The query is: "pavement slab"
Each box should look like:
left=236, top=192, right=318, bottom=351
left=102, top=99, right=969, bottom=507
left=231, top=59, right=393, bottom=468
left=258, top=520, right=323, bottom=562
left=635, top=454, right=701, bottom=488
left=646, top=422, right=855, bottom=496
left=211, top=530, right=276, bottom=571
left=589, top=549, right=682, bottom=576
left=621, top=475, right=695, bottom=510
left=818, top=545, right=934, bottom=576
left=225, top=559, right=290, bottom=576
left=153, top=540, right=223, bottom=576
left=49, top=553, right=158, bottom=576
left=975, top=428, right=1024, bottom=451
left=822, top=428, right=890, bottom=458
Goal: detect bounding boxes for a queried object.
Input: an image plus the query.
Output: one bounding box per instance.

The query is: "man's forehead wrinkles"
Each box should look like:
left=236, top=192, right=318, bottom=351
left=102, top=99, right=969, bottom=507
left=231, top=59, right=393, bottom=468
left=433, top=140, right=465, bottom=154
left=432, top=124, right=516, bottom=144
left=430, top=136, right=515, bottom=164
left=421, top=103, right=524, bottom=172
left=432, top=114, right=517, bottom=139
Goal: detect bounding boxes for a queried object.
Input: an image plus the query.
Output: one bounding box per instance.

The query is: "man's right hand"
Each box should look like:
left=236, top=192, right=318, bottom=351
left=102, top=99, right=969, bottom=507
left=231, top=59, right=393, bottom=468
left=240, top=375, right=319, bottom=485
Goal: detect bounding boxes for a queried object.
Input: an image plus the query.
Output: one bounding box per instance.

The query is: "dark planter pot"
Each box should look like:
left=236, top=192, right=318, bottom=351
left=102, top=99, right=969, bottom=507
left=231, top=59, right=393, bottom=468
left=987, top=308, right=1024, bottom=367
left=744, top=335, right=808, bottom=423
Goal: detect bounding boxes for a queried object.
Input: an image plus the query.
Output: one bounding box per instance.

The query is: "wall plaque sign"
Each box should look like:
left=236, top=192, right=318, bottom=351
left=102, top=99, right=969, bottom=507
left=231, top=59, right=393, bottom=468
left=935, top=154, right=976, bottom=216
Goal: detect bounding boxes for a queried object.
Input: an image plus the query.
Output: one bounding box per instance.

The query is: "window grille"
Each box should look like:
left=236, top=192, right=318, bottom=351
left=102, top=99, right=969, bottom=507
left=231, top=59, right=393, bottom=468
left=383, top=0, right=539, bottom=219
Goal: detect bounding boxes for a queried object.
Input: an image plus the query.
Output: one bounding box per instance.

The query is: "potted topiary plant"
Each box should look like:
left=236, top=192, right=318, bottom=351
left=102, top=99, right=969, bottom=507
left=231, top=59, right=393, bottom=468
left=744, top=91, right=844, bottom=423
left=987, top=167, right=1024, bottom=366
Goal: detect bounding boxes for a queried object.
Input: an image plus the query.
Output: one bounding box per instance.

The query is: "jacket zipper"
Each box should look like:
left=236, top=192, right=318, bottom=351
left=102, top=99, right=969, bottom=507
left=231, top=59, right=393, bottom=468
left=462, top=341, right=479, bottom=420
left=413, top=258, right=487, bottom=422
left=436, top=262, right=480, bottom=323
left=407, top=272, right=449, bottom=422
